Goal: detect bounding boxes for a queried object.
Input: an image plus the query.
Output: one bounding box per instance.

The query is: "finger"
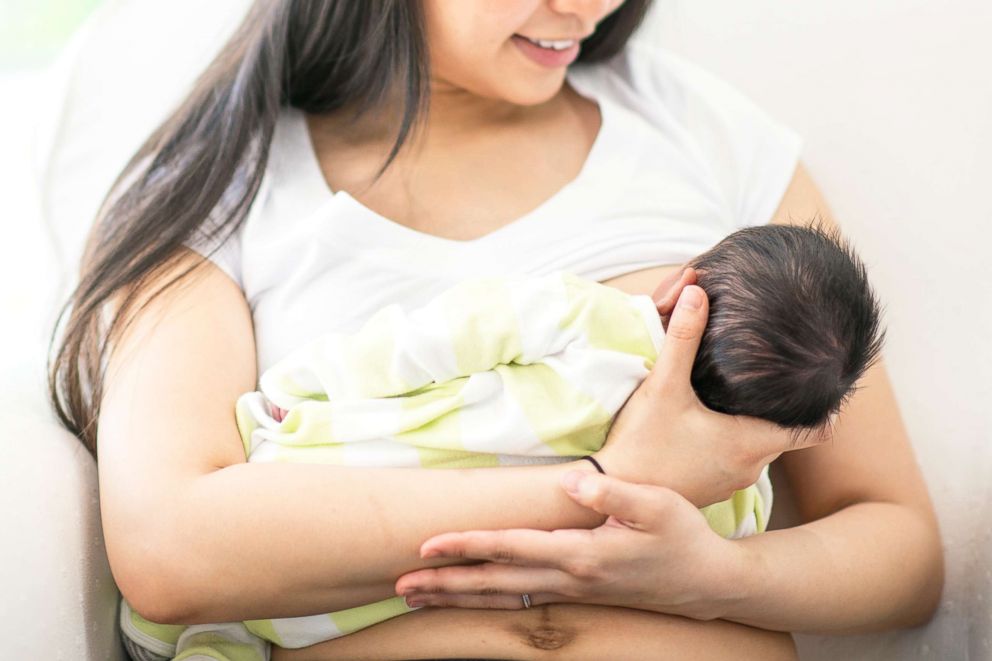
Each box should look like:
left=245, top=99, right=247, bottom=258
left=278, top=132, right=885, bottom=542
left=415, top=528, right=588, bottom=569
left=395, top=563, right=573, bottom=600
left=404, top=591, right=564, bottom=610
left=651, top=267, right=687, bottom=313
left=561, top=471, right=674, bottom=532
left=653, top=267, right=697, bottom=315
left=647, top=284, right=709, bottom=397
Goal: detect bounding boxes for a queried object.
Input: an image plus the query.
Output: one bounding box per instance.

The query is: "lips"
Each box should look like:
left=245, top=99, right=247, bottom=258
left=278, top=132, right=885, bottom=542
left=511, top=34, right=581, bottom=68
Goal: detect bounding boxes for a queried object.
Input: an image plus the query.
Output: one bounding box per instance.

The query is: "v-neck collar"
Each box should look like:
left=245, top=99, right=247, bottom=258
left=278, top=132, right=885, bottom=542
left=285, top=71, right=615, bottom=248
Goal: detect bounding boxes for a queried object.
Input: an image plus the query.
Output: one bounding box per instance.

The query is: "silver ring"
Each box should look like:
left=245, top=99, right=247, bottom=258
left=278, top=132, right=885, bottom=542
left=521, top=593, right=532, bottom=609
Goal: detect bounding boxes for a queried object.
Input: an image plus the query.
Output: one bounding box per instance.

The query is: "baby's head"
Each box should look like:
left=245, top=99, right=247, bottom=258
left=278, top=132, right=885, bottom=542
left=682, top=222, right=885, bottom=435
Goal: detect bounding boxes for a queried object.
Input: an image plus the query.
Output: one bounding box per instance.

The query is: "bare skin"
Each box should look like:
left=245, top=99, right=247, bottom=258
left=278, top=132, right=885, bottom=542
left=266, top=43, right=933, bottom=661
left=306, top=78, right=602, bottom=243
left=382, top=165, right=944, bottom=635
left=270, top=604, right=797, bottom=661
left=95, top=1, right=941, bottom=658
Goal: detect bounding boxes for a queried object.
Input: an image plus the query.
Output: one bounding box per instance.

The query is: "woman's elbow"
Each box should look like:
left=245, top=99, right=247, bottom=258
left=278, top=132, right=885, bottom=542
left=899, top=507, right=945, bottom=629
left=107, top=523, right=208, bottom=625
left=112, top=557, right=187, bottom=625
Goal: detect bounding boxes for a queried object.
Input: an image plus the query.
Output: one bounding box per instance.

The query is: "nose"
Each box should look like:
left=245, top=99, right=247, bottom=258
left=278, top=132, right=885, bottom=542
left=547, top=0, right=625, bottom=35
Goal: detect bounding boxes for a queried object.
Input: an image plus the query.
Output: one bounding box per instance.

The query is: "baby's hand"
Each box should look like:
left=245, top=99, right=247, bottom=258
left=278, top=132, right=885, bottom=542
left=272, top=405, right=288, bottom=422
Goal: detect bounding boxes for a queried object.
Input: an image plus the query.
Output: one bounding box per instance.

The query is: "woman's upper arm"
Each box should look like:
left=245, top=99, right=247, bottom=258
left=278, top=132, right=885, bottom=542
left=768, top=162, right=937, bottom=522
left=96, top=248, right=256, bottom=614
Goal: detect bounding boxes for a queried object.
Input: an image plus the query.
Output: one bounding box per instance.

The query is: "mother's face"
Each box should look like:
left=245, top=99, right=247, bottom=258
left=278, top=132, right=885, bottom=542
left=422, top=0, right=627, bottom=106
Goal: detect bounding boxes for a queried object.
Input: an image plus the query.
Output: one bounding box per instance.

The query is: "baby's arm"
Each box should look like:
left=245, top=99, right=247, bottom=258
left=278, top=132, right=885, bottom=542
left=251, top=271, right=662, bottom=460
left=260, top=271, right=659, bottom=407
left=259, top=275, right=546, bottom=410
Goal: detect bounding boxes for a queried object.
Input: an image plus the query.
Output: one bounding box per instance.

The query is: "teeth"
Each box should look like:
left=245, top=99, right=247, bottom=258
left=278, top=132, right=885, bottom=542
left=524, top=36, right=575, bottom=51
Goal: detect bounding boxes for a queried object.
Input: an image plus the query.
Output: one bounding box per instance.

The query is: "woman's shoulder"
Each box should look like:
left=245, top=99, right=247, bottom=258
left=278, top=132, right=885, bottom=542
left=571, top=41, right=804, bottom=232
left=573, top=41, right=794, bottom=136
left=181, top=108, right=307, bottom=292
left=572, top=41, right=695, bottom=109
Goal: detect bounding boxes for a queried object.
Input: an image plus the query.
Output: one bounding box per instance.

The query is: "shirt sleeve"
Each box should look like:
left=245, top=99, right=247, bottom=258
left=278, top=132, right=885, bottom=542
left=181, top=168, right=247, bottom=290
left=183, top=221, right=243, bottom=290
left=624, top=41, right=804, bottom=230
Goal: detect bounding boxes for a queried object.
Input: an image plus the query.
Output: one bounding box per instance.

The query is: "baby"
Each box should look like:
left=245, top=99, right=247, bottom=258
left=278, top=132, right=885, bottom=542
left=122, top=222, right=884, bottom=659
left=271, top=222, right=883, bottom=433
left=686, top=222, right=884, bottom=431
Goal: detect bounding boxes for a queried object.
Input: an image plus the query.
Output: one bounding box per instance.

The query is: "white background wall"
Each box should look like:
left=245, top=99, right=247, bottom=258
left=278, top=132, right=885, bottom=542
left=639, top=2, right=992, bottom=658
left=1, top=1, right=989, bottom=658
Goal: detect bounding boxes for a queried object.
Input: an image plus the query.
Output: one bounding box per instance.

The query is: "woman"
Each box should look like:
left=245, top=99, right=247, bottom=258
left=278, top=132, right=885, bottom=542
left=48, top=1, right=942, bottom=659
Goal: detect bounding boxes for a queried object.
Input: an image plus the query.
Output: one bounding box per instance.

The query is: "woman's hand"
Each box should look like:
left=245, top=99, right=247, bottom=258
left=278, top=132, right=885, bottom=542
left=394, top=470, right=748, bottom=621
left=593, top=268, right=825, bottom=508
left=391, top=268, right=833, bottom=622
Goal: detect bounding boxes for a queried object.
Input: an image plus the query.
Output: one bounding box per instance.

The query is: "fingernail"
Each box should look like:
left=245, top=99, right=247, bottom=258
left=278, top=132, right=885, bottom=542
left=677, top=286, right=701, bottom=310
left=405, top=597, right=426, bottom=608
left=561, top=470, right=585, bottom=495
left=421, top=549, right=440, bottom=559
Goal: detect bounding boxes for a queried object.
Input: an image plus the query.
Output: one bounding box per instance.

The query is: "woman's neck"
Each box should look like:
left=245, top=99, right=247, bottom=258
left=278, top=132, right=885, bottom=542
left=425, top=79, right=534, bottom=133
left=313, top=79, right=568, bottom=153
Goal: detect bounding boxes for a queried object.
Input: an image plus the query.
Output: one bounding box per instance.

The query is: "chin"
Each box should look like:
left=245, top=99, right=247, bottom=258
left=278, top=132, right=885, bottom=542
left=499, top=75, right=568, bottom=106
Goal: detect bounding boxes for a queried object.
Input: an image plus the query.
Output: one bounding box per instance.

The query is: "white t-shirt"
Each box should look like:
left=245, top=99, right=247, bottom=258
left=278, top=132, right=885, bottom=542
left=186, top=41, right=803, bottom=375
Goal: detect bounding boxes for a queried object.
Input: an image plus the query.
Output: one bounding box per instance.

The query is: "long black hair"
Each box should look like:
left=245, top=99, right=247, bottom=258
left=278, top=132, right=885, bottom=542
left=47, top=0, right=654, bottom=459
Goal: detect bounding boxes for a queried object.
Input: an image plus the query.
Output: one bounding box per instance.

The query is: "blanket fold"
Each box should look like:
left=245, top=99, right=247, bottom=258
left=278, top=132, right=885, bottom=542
left=120, top=270, right=772, bottom=660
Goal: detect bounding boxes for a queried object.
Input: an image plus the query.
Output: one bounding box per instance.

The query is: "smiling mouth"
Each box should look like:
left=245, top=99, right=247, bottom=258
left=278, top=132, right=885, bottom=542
left=513, top=34, right=578, bottom=51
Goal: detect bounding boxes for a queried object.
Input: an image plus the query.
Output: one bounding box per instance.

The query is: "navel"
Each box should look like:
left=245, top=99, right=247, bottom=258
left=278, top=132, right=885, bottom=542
left=509, top=605, right=578, bottom=653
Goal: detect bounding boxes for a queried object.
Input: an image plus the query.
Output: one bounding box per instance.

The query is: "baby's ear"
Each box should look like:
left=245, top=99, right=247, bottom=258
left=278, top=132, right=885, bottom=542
left=653, top=266, right=695, bottom=314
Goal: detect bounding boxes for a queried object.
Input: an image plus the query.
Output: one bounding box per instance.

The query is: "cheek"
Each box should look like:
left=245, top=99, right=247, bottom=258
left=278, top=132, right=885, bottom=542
left=431, top=31, right=502, bottom=83
left=426, top=1, right=524, bottom=71
left=436, top=35, right=568, bottom=104
left=426, top=2, right=566, bottom=104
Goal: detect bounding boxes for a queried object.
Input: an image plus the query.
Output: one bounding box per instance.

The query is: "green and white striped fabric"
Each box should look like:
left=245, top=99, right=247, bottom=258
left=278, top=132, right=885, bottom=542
left=120, top=270, right=772, bottom=660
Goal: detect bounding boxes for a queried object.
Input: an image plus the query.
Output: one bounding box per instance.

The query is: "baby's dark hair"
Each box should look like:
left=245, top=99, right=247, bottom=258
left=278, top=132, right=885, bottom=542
left=687, top=220, right=885, bottom=436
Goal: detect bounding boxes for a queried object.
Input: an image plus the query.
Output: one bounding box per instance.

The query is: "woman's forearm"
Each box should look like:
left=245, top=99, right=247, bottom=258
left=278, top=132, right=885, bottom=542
left=161, top=460, right=604, bottom=624
left=713, top=501, right=943, bottom=634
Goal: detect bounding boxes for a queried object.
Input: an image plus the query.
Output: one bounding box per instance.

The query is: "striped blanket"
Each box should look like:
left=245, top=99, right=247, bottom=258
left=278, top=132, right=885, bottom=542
left=120, top=270, right=773, bottom=661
